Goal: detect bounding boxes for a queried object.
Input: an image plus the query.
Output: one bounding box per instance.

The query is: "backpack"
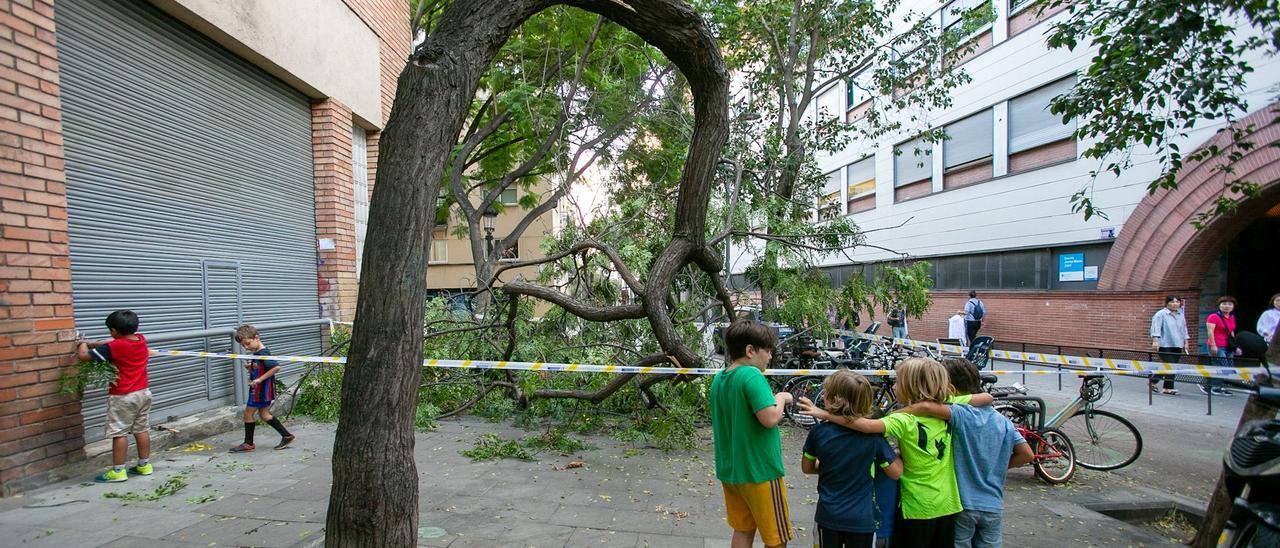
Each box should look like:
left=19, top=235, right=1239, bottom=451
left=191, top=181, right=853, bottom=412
left=970, top=298, right=985, bottom=321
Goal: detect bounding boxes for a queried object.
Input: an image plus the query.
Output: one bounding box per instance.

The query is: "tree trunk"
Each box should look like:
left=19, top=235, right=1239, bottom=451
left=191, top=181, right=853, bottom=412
left=328, top=1, right=728, bottom=546
left=1190, top=374, right=1278, bottom=548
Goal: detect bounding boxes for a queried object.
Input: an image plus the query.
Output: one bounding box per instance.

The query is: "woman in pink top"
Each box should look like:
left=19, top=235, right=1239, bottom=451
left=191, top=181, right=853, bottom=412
left=1204, top=296, right=1238, bottom=397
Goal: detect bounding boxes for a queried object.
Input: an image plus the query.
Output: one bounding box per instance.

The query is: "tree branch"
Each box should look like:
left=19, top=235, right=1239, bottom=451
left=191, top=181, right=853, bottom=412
left=501, top=279, right=647, bottom=322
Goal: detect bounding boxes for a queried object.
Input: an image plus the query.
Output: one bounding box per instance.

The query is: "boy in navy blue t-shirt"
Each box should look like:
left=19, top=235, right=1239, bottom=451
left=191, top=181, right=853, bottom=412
left=229, top=324, right=295, bottom=452
left=802, top=370, right=903, bottom=547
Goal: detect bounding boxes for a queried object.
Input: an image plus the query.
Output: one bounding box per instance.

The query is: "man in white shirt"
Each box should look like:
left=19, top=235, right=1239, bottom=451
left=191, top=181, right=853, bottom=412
left=948, top=310, right=968, bottom=346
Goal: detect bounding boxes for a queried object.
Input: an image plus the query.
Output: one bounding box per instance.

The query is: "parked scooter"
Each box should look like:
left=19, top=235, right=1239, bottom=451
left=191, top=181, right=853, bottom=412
left=1221, top=331, right=1280, bottom=547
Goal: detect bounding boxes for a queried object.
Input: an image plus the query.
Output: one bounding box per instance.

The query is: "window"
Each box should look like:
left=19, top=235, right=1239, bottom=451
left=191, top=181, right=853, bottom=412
left=818, top=170, right=841, bottom=220
left=1009, top=76, right=1077, bottom=154
left=943, top=110, right=993, bottom=169
left=500, top=188, right=518, bottom=205
left=929, top=249, right=1049, bottom=290
left=352, top=125, right=369, bottom=275
left=942, top=0, right=990, bottom=34
left=845, top=157, right=875, bottom=198
left=434, top=196, right=448, bottom=228
left=499, top=241, right=519, bottom=261
left=816, top=85, right=842, bottom=123
left=894, top=136, right=933, bottom=186
left=846, top=71, right=873, bottom=111
left=1009, top=0, right=1038, bottom=15
left=429, top=239, right=448, bottom=263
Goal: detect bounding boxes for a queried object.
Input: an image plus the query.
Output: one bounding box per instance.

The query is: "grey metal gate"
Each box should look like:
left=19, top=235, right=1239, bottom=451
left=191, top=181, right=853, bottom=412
left=57, top=0, right=322, bottom=441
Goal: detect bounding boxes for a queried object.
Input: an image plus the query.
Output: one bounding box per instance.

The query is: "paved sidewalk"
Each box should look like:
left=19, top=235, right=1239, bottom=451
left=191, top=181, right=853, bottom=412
left=0, top=416, right=1195, bottom=547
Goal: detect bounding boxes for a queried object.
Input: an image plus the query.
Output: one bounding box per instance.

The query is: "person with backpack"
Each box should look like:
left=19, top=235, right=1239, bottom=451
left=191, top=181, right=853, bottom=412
left=887, top=305, right=908, bottom=340
left=964, top=291, right=985, bottom=344
left=1204, top=296, right=1239, bottom=397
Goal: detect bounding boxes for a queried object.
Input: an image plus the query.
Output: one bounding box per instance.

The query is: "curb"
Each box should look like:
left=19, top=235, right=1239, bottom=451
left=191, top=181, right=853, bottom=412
left=2, top=392, right=297, bottom=496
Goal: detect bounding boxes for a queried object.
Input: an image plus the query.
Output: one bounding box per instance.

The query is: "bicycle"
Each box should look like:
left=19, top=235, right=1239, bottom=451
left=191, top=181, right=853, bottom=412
left=994, top=374, right=1143, bottom=471
left=987, top=387, right=1078, bottom=484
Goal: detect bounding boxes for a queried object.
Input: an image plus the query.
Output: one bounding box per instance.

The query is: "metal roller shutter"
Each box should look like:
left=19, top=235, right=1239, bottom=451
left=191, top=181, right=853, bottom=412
left=57, top=0, right=321, bottom=441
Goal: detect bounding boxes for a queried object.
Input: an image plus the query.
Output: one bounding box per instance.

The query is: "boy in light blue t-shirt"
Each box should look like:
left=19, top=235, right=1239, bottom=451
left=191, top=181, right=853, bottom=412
left=911, top=358, right=1033, bottom=548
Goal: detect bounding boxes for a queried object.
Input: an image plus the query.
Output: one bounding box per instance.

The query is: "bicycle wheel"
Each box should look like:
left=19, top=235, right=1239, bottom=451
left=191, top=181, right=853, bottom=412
left=1032, top=428, right=1076, bottom=484
left=994, top=404, right=1027, bottom=427
left=783, top=376, right=824, bottom=428
left=1057, top=409, right=1143, bottom=471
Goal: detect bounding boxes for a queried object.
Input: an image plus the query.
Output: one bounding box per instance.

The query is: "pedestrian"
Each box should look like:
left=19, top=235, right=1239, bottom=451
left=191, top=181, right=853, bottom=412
left=800, top=370, right=902, bottom=548
left=800, top=358, right=991, bottom=548
left=887, top=305, right=908, bottom=340
left=903, top=358, right=1034, bottom=548
left=710, top=320, right=795, bottom=548
left=1257, top=293, right=1280, bottom=343
left=229, top=324, right=296, bottom=452
left=964, top=291, right=985, bottom=343
left=948, top=310, right=968, bottom=346
left=76, top=310, right=153, bottom=483
left=1204, top=296, right=1238, bottom=397
left=1148, top=295, right=1188, bottom=395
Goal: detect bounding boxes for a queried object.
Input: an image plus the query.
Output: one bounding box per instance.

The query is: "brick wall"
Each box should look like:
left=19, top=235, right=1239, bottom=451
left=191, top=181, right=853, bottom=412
left=312, top=99, right=358, bottom=322
left=904, top=290, right=1203, bottom=352
left=0, top=0, right=84, bottom=489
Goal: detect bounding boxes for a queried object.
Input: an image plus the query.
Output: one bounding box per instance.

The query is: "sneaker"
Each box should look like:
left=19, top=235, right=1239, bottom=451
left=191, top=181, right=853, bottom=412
left=230, top=443, right=255, bottom=453
left=1199, top=384, right=1212, bottom=396
left=1163, top=388, right=1180, bottom=395
left=128, top=462, right=153, bottom=476
left=1212, top=387, right=1234, bottom=397
left=95, top=468, right=127, bottom=483
left=274, top=435, right=295, bottom=450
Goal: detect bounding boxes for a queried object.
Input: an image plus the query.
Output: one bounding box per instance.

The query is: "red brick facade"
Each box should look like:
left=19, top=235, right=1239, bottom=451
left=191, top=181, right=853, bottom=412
left=907, top=291, right=1203, bottom=352
left=0, top=0, right=85, bottom=487
left=313, top=99, right=359, bottom=322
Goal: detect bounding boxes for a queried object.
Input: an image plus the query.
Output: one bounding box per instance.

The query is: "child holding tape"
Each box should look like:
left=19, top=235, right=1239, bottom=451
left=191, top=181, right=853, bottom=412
left=800, top=369, right=902, bottom=548
left=710, top=320, right=795, bottom=548
left=229, top=324, right=295, bottom=452
left=799, top=358, right=992, bottom=548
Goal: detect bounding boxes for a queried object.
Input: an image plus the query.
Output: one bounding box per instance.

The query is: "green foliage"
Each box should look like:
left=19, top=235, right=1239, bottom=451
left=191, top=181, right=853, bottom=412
left=59, top=359, right=116, bottom=395
left=1044, top=0, right=1279, bottom=225
left=415, top=402, right=439, bottom=432
left=104, top=475, right=187, bottom=502
left=185, top=494, right=217, bottom=504
left=461, top=429, right=594, bottom=462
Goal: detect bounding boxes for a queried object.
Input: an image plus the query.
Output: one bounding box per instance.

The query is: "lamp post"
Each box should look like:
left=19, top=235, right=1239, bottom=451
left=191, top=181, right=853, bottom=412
left=482, top=206, right=498, bottom=258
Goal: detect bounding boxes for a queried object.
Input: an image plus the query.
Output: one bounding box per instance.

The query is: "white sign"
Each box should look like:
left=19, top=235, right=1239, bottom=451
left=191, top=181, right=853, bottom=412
left=318, top=238, right=337, bottom=251
left=1084, top=266, right=1099, bottom=281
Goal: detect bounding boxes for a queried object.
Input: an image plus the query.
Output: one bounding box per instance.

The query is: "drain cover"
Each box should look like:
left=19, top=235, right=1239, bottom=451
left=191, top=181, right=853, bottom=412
left=417, top=526, right=447, bottom=539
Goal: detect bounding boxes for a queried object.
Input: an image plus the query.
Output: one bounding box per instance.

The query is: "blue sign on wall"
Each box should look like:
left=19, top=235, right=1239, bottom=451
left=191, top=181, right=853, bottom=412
left=1059, top=252, right=1085, bottom=282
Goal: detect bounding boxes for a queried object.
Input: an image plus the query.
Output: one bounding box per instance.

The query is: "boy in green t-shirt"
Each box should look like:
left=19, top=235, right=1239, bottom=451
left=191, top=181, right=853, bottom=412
left=710, top=320, right=795, bottom=548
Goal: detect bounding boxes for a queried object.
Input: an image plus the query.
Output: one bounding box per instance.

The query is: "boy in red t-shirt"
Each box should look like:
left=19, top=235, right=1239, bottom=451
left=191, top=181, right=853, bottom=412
left=76, top=310, right=152, bottom=483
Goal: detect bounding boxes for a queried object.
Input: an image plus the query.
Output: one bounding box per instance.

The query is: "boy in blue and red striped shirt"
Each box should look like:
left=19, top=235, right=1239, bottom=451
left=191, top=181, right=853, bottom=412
left=229, top=324, right=295, bottom=452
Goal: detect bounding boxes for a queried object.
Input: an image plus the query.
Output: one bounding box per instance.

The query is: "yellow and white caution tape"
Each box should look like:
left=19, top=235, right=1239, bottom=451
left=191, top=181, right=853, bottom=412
left=148, top=348, right=1265, bottom=380
left=849, top=332, right=1261, bottom=382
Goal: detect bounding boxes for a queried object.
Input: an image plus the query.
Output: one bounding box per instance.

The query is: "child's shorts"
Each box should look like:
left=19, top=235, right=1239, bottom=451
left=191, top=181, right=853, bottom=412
left=104, top=389, right=152, bottom=438
left=246, top=381, right=274, bottom=409
left=721, top=478, right=794, bottom=546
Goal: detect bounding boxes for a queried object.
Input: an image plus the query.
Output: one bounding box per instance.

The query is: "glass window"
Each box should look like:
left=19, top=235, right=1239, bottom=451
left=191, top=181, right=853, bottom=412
left=846, top=71, right=873, bottom=109
left=1009, top=76, right=1077, bottom=153
left=894, top=136, right=933, bottom=186
left=816, top=85, right=842, bottom=122
left=352, top=125, right=369, bottom=275
left=500, top=188, right=518, bottom=205
left=819, top=170, right=842, bottom=220
left=499, top=241, right=519, bottom=261
left=942, top=0, right=990, bottom=32
left=430, top=239, right=447, bottom=263
left=944, top=110, right=993, bottom=169
left=846, top=156, right=876, bottom=197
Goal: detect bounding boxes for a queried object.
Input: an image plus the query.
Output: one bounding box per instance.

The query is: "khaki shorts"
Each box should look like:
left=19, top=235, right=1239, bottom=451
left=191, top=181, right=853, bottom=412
left=722, top=478, right=794, bottom=546
left=104, top=389, right=151, bottom=438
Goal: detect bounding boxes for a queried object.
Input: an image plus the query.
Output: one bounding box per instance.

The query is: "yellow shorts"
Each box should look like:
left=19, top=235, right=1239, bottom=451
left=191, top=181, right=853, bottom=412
left=722, top=478, right=794, bottom=546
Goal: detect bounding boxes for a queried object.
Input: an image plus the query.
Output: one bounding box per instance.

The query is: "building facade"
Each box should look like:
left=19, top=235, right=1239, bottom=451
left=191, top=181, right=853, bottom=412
left=730, top=0, right=1280, bottom=352
left=0, top=0, right=408, bottom=488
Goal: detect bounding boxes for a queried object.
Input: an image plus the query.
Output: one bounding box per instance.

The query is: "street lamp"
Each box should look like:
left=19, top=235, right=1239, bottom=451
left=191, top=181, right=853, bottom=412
left=482, top=206, right=498, bottom=258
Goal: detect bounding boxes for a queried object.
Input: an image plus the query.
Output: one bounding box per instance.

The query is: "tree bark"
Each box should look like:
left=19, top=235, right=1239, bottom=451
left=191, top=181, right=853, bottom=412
left=329, top=1, right=728, bottom=546
left=1190, top=374, right=1278, bottom=548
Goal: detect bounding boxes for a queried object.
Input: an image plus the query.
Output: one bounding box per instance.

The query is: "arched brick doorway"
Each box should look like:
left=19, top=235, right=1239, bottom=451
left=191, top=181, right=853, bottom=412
left=1099, top=103, right=1280, bottom=294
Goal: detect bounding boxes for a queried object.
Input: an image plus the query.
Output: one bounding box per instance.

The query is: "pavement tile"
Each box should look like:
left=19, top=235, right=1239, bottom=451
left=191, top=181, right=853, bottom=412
left=200, top=493, right=326, bottom=523
left=162, top=515, right=322, bottom=547
left=548, top=503, right=617, bottom=528
left=0, top=523, right=117, bottom=547
left=632, top=532, right=712, bottom=548
left=97, top=536, right=209, bottom=547
left=568, top=526, right=641, bottom=547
